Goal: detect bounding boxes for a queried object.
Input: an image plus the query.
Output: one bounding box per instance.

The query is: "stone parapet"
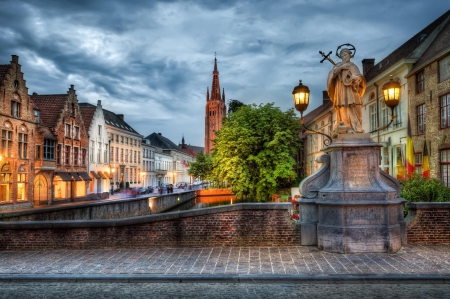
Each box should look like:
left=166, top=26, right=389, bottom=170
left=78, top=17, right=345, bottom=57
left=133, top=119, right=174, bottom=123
left=0, top=203, right=299, bottom=250
left=406, top=202, right=450, bottom=244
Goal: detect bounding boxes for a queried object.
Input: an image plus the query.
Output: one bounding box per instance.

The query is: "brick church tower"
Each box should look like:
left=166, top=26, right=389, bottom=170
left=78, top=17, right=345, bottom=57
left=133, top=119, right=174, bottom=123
left=204, top=55, right=226, bottom=154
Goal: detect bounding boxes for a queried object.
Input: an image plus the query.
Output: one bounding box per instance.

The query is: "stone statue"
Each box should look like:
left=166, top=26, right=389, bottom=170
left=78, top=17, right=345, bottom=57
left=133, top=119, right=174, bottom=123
left=327, top=47, right=366, bottom=134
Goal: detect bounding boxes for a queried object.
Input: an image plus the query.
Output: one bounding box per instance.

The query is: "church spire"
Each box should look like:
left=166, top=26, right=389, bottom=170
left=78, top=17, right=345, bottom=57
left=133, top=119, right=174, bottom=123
left=211, top=53, right=221, bottom=101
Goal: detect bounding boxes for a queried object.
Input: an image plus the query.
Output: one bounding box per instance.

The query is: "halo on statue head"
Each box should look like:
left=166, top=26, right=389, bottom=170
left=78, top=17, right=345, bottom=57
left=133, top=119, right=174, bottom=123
left=335, top=43, right=356, bottom=58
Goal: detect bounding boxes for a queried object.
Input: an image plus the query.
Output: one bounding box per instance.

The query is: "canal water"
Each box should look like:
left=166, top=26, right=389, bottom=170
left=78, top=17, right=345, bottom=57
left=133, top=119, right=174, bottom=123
left=166, top=195, right=263, bottom=212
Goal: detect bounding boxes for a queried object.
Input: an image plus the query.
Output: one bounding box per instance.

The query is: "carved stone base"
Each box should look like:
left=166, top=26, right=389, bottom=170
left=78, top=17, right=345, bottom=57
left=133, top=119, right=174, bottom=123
left=298, top=134, right=406, bottom=253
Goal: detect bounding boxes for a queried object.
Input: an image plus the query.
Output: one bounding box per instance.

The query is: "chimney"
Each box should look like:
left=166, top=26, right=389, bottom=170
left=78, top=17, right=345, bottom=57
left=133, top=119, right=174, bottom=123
left=158, top=132, right=162, bottom=136
left=117, top=114, right=124, bottom=120
left=362, top=58, right=375, bottom=75
left=11, top=55, right=19, bottom=64
left=322, top=91, right=331, bottom=104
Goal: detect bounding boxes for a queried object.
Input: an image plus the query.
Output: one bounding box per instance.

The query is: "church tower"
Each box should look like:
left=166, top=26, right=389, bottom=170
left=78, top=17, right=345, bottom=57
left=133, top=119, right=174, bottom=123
left=204, top=55, right=226, bottom=154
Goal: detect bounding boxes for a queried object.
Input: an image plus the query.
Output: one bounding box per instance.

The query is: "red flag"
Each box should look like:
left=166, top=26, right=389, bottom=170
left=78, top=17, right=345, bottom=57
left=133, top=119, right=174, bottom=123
left=422, top=140, right=430, bottom=179
left=406, top=115, right=415, bottom=177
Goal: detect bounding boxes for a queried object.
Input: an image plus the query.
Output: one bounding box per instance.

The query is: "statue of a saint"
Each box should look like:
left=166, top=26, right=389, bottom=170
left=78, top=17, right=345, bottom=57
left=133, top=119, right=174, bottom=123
left=327, top=47, right=366, bottom=133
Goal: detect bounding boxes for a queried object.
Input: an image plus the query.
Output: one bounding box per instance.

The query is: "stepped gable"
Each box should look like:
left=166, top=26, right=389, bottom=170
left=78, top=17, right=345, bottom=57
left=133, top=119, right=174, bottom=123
left=30, top=93, right=67, bottom=128
left=79, top=103, right=96, bottom=132
left=407, top=15, right=450, bottom=76
left=0, top=64, right=10, bottom=84
left=102, top=108, right=139, bottom=134
left=364, top=10, right=450, bottom=83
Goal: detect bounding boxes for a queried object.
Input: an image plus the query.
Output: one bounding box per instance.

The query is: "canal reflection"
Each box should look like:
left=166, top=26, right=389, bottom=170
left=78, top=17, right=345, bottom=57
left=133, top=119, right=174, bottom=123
left=166, top=195, right=263, bottom=212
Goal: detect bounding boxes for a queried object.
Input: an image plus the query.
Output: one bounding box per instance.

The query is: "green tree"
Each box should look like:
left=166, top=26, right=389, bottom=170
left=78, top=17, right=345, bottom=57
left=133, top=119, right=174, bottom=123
left=188, top=152, right=213, bottom=183
left=212, top=103, right=302, bottom=201
left=227, top=99, right=245, bottom=114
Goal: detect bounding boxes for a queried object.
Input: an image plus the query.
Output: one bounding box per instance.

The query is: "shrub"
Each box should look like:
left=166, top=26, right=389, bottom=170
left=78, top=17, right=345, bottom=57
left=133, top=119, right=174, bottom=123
left=125, top=182, right=130, bottom=189
left=119, top=182, right=124, bottom=189
left=400, top=174, right=450, bottom=203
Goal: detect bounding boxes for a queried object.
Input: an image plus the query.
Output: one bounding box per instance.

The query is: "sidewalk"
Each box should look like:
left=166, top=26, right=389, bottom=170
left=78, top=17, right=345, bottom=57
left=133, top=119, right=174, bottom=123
left=1, top=245, right=449, bottom=283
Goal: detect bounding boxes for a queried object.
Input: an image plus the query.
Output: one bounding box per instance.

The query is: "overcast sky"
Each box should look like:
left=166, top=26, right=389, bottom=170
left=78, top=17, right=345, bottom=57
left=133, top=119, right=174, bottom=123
left=1, top=0, right=449, bottom=146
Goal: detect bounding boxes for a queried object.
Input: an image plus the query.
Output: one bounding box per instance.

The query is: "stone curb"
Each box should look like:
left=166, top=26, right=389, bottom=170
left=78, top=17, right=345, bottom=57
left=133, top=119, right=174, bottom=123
left=0, top=274, right=449, bottom=284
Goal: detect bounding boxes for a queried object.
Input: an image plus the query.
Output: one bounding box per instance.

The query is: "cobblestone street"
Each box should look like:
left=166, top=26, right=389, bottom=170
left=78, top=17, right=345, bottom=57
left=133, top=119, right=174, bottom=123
left=1, top=245, right=449, bottom=276
left=0, top=282, right=449, bottom=299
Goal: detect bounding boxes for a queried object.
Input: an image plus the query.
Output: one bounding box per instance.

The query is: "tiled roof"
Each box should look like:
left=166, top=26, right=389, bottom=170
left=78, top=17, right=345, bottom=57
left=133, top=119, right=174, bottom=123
left=302, top=99, right=333, bottom=126
left=103, top=108, right=141, bottom=135
left=180, top=147, right=196, bottom=157
left=407, top=16, right=450, bottom=76
left=30, top=93, right=67, bottom=128
left=0, top=64, right=10, bottom=84
left=145, top=132, right=186, bottom=154
left=40, top=126, right=56, bottom=140
left=78, top=103, right=96, bottom=132
left=179, top=144, right=204, bottom=156
left=364, top=10, right=450, bottom=83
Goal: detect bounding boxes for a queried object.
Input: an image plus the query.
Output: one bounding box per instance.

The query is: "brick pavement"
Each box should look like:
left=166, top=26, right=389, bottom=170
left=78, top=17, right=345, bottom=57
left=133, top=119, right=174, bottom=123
left=0, top=245, right=449, bottom=278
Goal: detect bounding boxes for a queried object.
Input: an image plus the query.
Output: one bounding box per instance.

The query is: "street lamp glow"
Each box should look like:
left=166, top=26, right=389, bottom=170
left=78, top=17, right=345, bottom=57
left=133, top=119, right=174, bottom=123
left=382, top=75, right=401, bottom=109
left=292, top=80, right=310, bottom=117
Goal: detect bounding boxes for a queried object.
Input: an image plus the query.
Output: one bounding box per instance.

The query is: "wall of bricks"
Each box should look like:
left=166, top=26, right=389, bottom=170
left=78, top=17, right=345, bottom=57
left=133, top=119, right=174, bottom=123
left=0, top=203, right=300, bottom=250
left=406, top=202, right=450, bottom=244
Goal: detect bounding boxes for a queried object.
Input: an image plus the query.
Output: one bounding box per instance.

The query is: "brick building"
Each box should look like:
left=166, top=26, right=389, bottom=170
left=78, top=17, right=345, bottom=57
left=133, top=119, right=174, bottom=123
left=204, top=56, right=226, bottom=154
left=406, top=11, right=450, bottom=185
left=31, top=85, right=91, bottom=204
left=0, top=55, right=37, bottom=210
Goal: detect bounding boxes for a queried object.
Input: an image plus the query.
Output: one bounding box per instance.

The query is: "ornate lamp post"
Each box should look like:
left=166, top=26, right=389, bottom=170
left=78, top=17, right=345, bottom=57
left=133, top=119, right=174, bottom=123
left=292, top=80, right=332, bottom=145
left=370, top=75, right=401, bottom=133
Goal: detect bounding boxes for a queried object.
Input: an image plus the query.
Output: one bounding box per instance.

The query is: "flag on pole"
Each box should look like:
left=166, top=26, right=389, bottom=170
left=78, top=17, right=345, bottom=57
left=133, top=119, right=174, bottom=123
left=422, top=140, right=430, bottom=179
left=406, top=114, right=415, bottom=177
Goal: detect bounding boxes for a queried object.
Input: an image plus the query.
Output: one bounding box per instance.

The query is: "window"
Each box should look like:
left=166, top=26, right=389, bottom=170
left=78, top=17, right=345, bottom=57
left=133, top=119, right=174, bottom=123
left=44, top=140, right=55, bottom=160
left=2, top=130, right=12, bottom=157
left=439, top=54, right=450, bottom=82
left=381, top=147, right=390, bottom=174
left=110, top=146, right=114, bottom=163
left=440, top=93, right=450, bottom=129
left=116, top=148, right=119, bottom=162
left=415, top=153, right=423, bottom=175
left=138, top=151, right=140, bottom=164
left=125, top=149, right=129, bottom=163
left=417, top=104, right=426, bottom=134
left=81, top=149, right=86, bottom=167
left=36, top=145, right=41, bottom=159
left=65, top=146, right=71, bottom=165
left=416, top=70, right=425, bottom=94
left=393, top=103, right=402, bottom=129
left=126, top=137, right=129, bottom=145
left=116, top=135, right=119, bottom=143
left=11, top=101, right=20, bottom=118
left=380, top=101, right=389, bottom=131
left=18, top=133, right=27, bottom=158
left=120, top=149, right=123, bottom=162
left=121, top=136, right=124, bottom=144
left=98, top=125, right=102, bottom=136
left=74, top=127, right=80, bottom=139
left=17, top=172, right=27, bottom=201
left=90, top=141, right=94, bottom=162
left=71, top=103, right=75, bottom=115
left=56, top=144, right=61, bottom=163
left=35, top=110, right=40, bottom=123
left=370, top=104, right=377, bottom=133
left=441, top=149, right=450, bottom=187
left=73, top=147, right=79, bottom=166
left=97, top=142, right=102, bottom=163
left=65, top=124, right=71, bottom=138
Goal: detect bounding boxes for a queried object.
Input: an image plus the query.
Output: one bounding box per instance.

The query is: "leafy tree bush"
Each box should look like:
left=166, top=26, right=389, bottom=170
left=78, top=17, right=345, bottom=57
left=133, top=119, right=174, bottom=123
left=188, top=152, right=213, bottom=183
left=212, top=103, right=302, bottom=201
left=125, top=182, right=130, bottom=189
left=400, top=174, right=450, bottom=203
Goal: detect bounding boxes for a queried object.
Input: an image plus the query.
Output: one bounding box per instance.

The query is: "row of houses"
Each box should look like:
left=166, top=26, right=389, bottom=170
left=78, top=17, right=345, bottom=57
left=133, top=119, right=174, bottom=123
left=301, top=10, right=450, bottom=187
left=0, top=55, right=199, bottom=210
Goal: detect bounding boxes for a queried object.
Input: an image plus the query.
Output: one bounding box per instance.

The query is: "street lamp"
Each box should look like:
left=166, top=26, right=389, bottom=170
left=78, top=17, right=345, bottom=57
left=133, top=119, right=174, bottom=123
left=292, top=80, right=332, bottom=145
left=370, top=75, right=401, bottom=133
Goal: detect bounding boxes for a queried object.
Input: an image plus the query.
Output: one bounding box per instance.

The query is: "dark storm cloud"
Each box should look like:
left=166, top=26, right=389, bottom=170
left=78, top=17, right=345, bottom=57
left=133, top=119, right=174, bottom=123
left=0, top=0, right=449, bottom=146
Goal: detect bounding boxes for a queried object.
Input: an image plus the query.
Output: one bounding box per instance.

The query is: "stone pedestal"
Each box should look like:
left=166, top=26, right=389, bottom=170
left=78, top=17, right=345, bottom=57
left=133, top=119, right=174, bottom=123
left=299, top=133, right=406, bottom=253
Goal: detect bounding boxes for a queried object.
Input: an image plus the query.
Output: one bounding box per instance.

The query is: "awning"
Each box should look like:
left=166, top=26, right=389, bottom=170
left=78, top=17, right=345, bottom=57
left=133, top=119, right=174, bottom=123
left=55, top=172, right=73, bottom=181
left=69, top=172, right=83, bottom=181
left=78, top=172, right=92, bottom=181
left=97, top=171, right=107, bottom=179
left=90, top=171, right=100, bottom=179
left=103, top=171, right=110, bottom=178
